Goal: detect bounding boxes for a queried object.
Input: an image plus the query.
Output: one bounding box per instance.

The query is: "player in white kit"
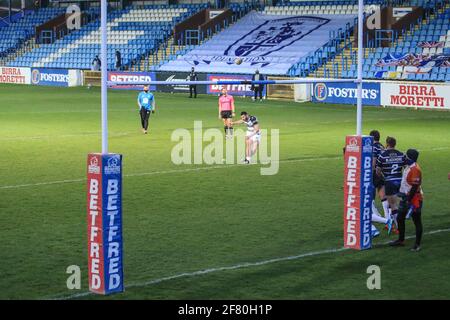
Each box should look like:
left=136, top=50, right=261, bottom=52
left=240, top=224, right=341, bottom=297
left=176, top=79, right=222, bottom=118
left=232, top=111, right=261, bottom=164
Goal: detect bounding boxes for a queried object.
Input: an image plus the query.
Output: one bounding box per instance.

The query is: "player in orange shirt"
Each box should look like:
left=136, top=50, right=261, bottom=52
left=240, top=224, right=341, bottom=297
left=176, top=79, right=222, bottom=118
left=389, top=149, right=423, bottom=251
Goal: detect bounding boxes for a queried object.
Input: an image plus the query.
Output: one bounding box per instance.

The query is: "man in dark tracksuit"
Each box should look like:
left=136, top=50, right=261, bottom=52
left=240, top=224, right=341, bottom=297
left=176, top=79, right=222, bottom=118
left=188, top=67, right=198, bottom=98
left=115, top=50, right=122, bottom=71
left=251, top=69, right=265, bottom=101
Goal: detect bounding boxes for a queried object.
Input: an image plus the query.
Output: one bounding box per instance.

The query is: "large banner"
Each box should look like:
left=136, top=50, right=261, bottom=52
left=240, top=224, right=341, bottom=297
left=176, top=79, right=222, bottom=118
left=312, top=82, right=381, bottom=106
left=375, top=53, right=450, bottom=77
left=155, top=71, right=206, bottom=94
left=87, top=153, right=124, bottom=295
left=108, top=71, right=156, bottom=90
left=207, top=73, right=267, bottom=96
left=160, top=12, right=356, bottom=75
left=31, top=68, right=70, bottom=87
left=343, top=135, right=373, bottom=250
left=381, top=83, right=450, bottom=109
left=0, top=67, right=31, bottom=84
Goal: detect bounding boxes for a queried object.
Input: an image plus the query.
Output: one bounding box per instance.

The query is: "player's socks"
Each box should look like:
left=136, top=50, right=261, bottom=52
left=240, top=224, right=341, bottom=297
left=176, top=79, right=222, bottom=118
left=382, top=198, right=391, bottom=219
left=224, top=126, right=228, bottom=135
left=386, top=217, right=393, bottom=235
left=372, top=213, right=387, bottom=224
left=226, top=126, right=233, bottom=138
left=229, top=127, right=233, bottom=136
left=391, top=210, right=399, bottom=230
left=371, top=224, right=380, bottom=238
left=372, top=200, right=381, bottom=217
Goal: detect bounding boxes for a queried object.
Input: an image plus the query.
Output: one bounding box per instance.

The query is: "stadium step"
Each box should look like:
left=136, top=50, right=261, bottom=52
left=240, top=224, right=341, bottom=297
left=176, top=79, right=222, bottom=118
left=310, top=35, right=374, bottom=78
left=127, top=36, right=187, bottom=71
left=129, top=9, right=249, bottom=71
left=310, top=2, right=448, bottom=80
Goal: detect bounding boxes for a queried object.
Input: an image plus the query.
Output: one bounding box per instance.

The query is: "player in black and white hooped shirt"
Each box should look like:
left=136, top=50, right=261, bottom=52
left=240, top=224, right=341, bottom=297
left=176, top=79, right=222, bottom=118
left=376, top=136, right=407, bottom=232
left=370, top=130, right=394, bottom=234
left=232, top=111, right=261, bottom=164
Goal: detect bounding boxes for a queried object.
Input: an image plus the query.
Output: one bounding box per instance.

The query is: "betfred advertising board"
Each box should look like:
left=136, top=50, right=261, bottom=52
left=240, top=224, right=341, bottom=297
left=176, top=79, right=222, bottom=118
left=343, top=135, right=373, bottom=250
left=207, top=74, right=266, bottom=96
left=381, top=83, right=450, bottom=109
left=108, top=71, right=156, bottom=91
left=87, top=153, right=124, bottom=295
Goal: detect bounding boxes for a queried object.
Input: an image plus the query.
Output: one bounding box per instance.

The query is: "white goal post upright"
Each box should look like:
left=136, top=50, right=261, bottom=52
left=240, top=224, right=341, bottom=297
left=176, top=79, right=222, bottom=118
left=88, top=0, right=372, bottom=294
left=86, top=0, right=125, bottom=296
left=343, top=0, right=373, bottom=251
left=101, top=0, right=108, bottom=154
left=356, top=0, right=364, bottom=136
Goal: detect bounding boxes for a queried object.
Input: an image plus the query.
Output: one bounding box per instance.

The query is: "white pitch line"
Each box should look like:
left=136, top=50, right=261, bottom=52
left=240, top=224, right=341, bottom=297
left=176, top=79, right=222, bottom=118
left=0, top=132, right=132, bottom=141
left=2, top=144, right=450, bottom=191
left=0, top=109, right=133, bottom=115
left=2, top=145, right=449, bottom=190
left=53, top=227, right=450, bottom=300
left=286, top=115, right=450, bottom=127
left=0, top=156, right=340, bottom=190
left=0, top=178, right=86, bottom=189
left=427, top=147, right=450, bottom=151
left=2, top=114, right=449, bottom=142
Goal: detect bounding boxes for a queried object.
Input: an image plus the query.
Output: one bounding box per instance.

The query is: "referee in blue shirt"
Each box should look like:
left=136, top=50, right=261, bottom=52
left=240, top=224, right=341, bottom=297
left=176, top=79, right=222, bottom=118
left=137, top=85, right=155, bottom=134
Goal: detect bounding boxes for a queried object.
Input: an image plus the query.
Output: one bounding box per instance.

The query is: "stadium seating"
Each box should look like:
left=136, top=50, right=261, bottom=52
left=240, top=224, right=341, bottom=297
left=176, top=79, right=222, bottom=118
left=0, top=8, right=65, bottom=58
left=341, top=6, right=450, bottom=82
left=0, top=10, right=30, bottom=29
left=274, top=0, right=388, bottom=7
left=229, top=1, right=254, bottom=17
left=8, top=4, right=208, bottom=70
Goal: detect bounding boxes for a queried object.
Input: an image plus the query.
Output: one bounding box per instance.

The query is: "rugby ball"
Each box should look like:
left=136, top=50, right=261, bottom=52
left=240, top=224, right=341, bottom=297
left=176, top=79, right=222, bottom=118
left=234, top=57, right=243, bottom=65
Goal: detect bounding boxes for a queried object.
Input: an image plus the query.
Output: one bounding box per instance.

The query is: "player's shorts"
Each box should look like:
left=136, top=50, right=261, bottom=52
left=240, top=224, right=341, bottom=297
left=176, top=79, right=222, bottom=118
left=398, top=193, right=423, bottom=214
left=373, top=171, right=384, bottom=189
left=221, top=111, right=233, bottom=119
left=140, top=108, right=151, bottom=116
left=385, top=180, right=401, bottom=196
left=246, top=132, right=261, bottom=143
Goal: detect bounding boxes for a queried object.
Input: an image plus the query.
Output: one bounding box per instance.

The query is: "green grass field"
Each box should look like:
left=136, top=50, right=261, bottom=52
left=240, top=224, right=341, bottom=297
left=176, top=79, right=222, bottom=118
left=1, top=84, right=449, bottom=300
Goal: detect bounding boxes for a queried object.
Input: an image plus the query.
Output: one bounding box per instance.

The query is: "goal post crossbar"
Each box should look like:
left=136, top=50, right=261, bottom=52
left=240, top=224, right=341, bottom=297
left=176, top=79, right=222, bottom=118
left=107, top=78, right=359, bottom=87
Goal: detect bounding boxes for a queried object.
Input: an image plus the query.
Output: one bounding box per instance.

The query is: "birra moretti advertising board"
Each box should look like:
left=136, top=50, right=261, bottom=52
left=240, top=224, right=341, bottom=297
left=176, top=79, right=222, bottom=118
left=381, top=83, right=450, bottom=109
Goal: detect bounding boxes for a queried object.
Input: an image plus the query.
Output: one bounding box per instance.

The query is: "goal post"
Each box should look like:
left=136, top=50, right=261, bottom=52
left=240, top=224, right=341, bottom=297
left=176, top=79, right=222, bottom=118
left=89, top=0, right=369, bottom=296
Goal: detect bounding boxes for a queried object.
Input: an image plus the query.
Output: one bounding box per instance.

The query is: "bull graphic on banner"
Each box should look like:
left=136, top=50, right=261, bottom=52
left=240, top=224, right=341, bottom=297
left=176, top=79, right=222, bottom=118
left=189, top=16, right=330, bottom=68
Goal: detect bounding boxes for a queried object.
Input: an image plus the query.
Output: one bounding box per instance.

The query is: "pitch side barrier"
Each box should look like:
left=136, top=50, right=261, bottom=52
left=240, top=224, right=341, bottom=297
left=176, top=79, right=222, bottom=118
left=107, top=76, right=450, bottom=110
left=311, top=79, right=450, bottom=110
left=0, top=67, right=82, bottom=87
